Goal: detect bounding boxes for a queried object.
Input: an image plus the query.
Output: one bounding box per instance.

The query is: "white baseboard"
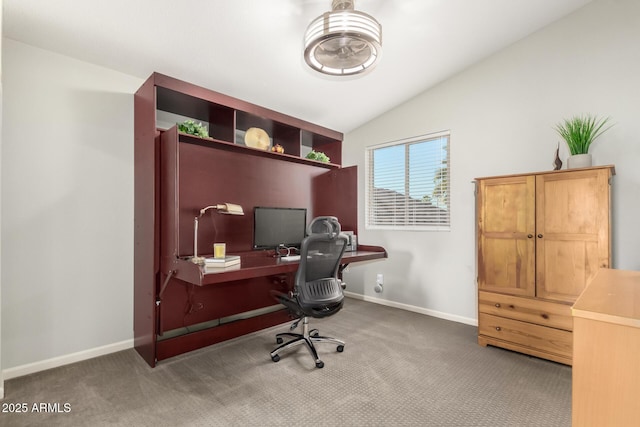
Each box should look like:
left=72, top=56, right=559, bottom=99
left=3, top=339, right=134, bottom=381
left=344, top=291, right=478, bottom=327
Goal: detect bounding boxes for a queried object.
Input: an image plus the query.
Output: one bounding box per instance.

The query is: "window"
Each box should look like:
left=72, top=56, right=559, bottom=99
left=365, top=131, right=450, bottom=230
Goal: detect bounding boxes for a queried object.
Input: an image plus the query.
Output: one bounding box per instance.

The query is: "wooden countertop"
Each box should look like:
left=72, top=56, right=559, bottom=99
left=572, top=268, right=640, bottom=328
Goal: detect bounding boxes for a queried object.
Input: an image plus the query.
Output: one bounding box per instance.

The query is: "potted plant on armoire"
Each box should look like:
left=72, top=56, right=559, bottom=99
left=554, top=114, right=613, bottom=168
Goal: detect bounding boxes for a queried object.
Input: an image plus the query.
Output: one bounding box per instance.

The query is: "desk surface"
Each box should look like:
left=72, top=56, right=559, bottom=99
left=572, top=268, right=640, bottom=328
left=165, top=245, right=387, bottom=286
left=571, top=268, right=640, bottom=426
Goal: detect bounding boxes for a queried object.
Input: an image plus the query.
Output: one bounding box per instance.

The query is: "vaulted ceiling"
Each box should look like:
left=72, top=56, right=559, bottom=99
left=3, top=0, right=593, bottom=133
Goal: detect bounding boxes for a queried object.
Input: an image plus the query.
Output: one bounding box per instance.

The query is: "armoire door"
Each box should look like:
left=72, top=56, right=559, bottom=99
left=477, top=175, right=536, bottom=297
left=535, top=169, right=611, bottom=302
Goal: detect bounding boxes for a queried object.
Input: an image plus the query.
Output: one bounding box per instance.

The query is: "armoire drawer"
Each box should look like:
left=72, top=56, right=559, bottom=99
left=478, top=291, right=573, bottom=331
left=478, top=313, right=572, bottom=359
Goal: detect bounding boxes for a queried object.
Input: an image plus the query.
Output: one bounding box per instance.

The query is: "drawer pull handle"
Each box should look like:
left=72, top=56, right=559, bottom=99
left=495, top=303, right=501, bottom=308
left=495, top=327, right=501, bottom=331
left=537, top=234, right=543, bottom=238
left=527, top=234, right=533, bottom=238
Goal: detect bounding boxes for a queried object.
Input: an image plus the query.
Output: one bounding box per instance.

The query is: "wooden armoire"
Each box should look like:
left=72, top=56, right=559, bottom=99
left=475, top=165, right=614, bottom=365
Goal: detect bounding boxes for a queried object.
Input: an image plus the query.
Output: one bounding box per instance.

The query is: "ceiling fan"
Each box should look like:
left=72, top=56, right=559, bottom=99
left=303, top=0, right=382, bottom=76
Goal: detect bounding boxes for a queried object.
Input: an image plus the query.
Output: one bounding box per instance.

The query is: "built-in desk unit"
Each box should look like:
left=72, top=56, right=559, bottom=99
left=134, top=73, right=386, bottom=367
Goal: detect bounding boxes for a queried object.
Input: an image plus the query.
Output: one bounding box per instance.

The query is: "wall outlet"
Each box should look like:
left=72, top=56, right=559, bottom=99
left=375, top=273, right=383, bottom=293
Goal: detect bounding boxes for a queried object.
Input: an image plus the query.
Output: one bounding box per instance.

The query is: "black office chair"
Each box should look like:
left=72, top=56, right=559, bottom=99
left=270, top=216, right=349, bottom=368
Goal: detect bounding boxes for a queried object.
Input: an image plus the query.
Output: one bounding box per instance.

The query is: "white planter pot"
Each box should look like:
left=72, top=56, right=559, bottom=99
left=567, top=153, right=592, bottom=169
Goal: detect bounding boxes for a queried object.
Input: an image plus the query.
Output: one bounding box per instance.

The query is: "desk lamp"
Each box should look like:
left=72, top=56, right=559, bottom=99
left=192, top=203, right=244, bottom=265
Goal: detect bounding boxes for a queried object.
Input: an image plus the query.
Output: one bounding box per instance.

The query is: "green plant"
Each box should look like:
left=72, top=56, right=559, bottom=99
left=305, top=150, right=330, bottom=163
left=554, top=114, right=613, bottom=155
left=178, top=120, right=209, bottom=138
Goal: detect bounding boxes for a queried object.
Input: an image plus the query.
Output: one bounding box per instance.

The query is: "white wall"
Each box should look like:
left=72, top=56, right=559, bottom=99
left=1, top=39, right=141, bottom=374
left=343, top=0, right=640, bottom=323
left=0, top=0, right=5, bottom=398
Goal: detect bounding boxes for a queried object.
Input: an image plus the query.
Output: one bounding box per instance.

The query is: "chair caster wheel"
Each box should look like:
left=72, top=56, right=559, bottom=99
left=337, top=345, right=344, bottom=352
left=316, top=361, right=324, bottom=368
left=310, top=329, right=319, bottom=337
left=271, top=354, right=280, bottom=362
left=276, top=337, right=283, bottom=344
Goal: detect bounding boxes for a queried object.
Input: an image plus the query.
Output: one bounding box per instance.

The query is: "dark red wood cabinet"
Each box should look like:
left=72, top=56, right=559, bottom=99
left=134, top=73, right=385, bottom=366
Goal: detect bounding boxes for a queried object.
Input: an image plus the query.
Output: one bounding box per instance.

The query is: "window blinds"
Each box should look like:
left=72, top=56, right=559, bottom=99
left=365, top=131, right=450, bottom=230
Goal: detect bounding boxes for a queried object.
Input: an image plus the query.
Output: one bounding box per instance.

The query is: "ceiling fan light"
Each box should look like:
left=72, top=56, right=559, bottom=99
left=303, top=2, right=382, bottom=76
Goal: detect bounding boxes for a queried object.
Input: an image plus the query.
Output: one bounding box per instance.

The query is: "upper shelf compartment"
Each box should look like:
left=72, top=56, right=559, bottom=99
left=152, top=73, right=343, bottom=166
left=176, top=130, right=340, bottom=169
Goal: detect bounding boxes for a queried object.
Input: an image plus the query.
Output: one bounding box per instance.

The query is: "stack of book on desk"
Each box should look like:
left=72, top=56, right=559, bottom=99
left=204, top=255, right=241, bottom=271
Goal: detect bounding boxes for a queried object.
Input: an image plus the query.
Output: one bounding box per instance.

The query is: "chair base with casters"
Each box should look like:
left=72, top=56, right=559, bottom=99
left=270, top=316, right=344, bottom=369
left=270, top=276, right=347, bottom=368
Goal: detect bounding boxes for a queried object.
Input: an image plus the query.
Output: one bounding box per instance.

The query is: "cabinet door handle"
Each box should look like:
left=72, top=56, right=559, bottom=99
left=527, top=234, right=533, bottom=238
left=537, top=234, right=543, bottom=238
left=495, top=303, right=501, bottom=308
left=495, top=326, right=501, bottom=331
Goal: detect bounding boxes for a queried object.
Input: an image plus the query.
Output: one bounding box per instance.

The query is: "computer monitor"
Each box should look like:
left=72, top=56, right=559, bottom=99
left=253, top=207, right=307, bottom=250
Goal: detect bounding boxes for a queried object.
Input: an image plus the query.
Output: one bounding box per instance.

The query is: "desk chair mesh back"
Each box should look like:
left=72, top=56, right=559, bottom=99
left=270, top=216, right=349, bottom=368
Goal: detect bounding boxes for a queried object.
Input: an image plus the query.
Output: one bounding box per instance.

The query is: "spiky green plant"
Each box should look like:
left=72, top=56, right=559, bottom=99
left=554, top=114, right=613, bottom=155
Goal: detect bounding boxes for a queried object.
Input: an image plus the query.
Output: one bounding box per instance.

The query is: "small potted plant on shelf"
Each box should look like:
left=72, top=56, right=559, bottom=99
left=178, top=120, right=209, bottom=138
left=305, top=150, right=330, bottom=163
left=554, top=114, right=613, bottom=169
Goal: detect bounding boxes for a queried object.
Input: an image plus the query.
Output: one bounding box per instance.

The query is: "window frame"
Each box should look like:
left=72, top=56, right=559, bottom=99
left=364, top=130, right=451, bottom=231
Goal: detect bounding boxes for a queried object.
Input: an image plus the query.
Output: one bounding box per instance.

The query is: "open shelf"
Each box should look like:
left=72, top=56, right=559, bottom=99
left=177, top=131, right=340, bottom=169
left=154, top=74, right=343, bottom=166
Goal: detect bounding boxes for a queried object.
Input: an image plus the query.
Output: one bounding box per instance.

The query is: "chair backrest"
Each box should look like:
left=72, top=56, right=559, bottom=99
left=295, top=217, right=349, bottom=317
